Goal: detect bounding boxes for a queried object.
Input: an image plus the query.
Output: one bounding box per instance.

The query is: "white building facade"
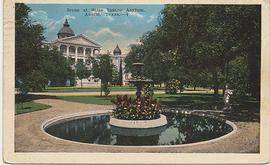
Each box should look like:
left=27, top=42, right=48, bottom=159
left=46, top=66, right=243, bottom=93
left=43, top=19, right=128, bottom=87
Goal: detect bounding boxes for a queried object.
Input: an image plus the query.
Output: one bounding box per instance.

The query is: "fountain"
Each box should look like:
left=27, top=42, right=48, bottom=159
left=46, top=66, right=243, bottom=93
left=127, top=53, right=152, bottom=98
left=43, top=54, right=236, bottom=146
left=109, top=53, right=167, bottom=136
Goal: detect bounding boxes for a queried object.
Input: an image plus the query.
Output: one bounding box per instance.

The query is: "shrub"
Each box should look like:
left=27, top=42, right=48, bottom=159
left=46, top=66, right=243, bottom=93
left=143, top=83, right=154, bottom=97
left=165, top=79, right=180, bottom=94
left=18, top=70, right=47, bottom=92
left=111, top=95, right=161, bottom=120
left=102, top=83, right=110, bottom=96
left=130, top=75, right=146, bottom=80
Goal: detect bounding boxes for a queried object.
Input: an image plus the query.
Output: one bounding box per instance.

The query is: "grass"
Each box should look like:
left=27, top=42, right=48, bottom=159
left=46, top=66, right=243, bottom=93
left=16, top=101, right=51, bottom=115
left=39, top=86, right=165, bottom=92
left=15, top=89, right=260, bottom=115
left=54, top=93, right=260, bottom=111
left=55, top=95, right=119, bottom=105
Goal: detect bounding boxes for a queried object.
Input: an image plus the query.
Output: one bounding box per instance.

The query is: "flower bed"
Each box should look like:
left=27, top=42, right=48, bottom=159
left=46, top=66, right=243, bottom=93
left=111, top=95, right=161, bottom=120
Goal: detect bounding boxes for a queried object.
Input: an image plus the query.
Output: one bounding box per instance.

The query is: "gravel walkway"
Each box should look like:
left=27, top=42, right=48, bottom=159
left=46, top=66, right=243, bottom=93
left=15, top=99, right=259, bottom=153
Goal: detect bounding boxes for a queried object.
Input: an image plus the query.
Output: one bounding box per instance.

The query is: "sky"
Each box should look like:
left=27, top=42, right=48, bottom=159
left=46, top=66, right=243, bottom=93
left=27, top=4, right=165, bottom=54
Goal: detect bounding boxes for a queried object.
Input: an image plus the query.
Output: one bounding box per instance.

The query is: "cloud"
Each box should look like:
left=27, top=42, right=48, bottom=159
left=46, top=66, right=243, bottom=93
left=146, top=15, right=156, bottom=23
left=87, top=28, right=123, bottom=38
left=128, top=12, right=144, bottom=18
left=85, top=28, right=141, bottom=55
left=29, top=10, right=76, bottom=33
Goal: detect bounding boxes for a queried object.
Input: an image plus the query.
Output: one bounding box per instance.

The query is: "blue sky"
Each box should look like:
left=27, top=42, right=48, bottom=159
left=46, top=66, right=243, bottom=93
left=27, top=4, right=164, bottom=54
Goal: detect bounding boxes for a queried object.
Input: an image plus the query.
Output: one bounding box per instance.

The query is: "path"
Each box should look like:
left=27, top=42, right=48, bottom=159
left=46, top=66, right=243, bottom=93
left=15, top=99, right=259, bottom=153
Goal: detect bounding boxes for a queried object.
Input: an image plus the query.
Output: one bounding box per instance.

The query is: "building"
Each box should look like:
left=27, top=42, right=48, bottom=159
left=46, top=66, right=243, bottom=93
left=43, top=19, right=128, bottom=87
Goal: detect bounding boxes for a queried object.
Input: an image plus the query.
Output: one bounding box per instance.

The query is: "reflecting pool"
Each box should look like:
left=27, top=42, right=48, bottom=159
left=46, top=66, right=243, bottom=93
left=45, top=113, right=233, bottom=146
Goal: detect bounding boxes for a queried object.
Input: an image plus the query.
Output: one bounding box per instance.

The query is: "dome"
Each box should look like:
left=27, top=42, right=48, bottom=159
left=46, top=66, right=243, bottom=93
left=57, top=19, right=75, bottom=38
left=113, top=44, right=121, bottom=55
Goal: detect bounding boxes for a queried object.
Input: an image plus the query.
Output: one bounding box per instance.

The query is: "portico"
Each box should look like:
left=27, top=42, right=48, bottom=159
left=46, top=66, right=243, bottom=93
left=42, top=19, right=101, bottom=67
left=59, top=43, right=101, bottom=63
left=43, top=34, right=101, bottom=69
left=42, top=19, right=129, bottom=87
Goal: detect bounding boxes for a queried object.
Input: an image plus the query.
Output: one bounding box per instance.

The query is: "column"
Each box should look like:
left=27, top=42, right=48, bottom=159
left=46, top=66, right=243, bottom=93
left=83, top=47, right=86, bottom=63
left=75, top=46, right=78, bottom=63
left=90, top=48, right=93, bottom=69
left=67, top=45, right=70, bottom=57
left=90, top=48, right=92, bottom=57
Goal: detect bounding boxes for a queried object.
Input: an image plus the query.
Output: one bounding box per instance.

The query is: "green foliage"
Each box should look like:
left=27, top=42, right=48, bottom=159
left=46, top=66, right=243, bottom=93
left=15, top=3, right=45, bottom=78
left=27, top=70, right=47, bottom=91
left=124, top=5, right=260, bottom=99
left=92, top=54, right=114, bottom=82
left=92, top=54, right=114, bottom=96
left=111, top=95, right=161, bottom=120
left=40, top=47, right=75, bottom=87
left=228, top=56, right=249, bottom=96
left=165, top=79, right=180, bottom=94
left=15, top=3, right=45, bottom=91
left=76, top=62, right=90, bottom=80
left=124, top=44, right=141, bottom=75
left=102, top=83, right=110, bottom=96
left=118, top=59, right=123, bottom=86
left=75, top=62, right=91, bottom=88
left=111, top=66, right=119, bottom=86
left=17, top=70, right=47, bottom=93
left=143, top=84, right=154, bottom=97
left=15, top=3, right=76, bottom=91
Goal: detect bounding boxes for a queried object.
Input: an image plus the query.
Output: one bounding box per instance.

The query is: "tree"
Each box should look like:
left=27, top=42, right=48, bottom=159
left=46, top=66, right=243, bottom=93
left=128, top=4, right=260, bottom=100
left=228, top=56, right=249, bottom=96
left=111, top=66, right=119, bottom=86
left=15, top=3, right=76, bottom=92
left=159, top=5, right=260, bottom=98
left=15, top=3, right=46, bottom=90
left=75, top=62, right=91, bottom=88
left=39, top=47, right=76, bottom=87
left=118, top=59, right=123, bottom=86
left=92, top=54, right=114, bottom=96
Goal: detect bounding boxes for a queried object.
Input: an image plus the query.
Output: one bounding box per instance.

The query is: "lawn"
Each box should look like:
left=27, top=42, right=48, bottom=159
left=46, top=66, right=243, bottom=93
left=56, top=95, right=119, bottom=105
left=55, top=93, right=260, bottom=111
left=40, top=86, right=165, bottom=92
left=15, top=91, right=260, bottom=115
left=16, top=101, right=51, bottom=115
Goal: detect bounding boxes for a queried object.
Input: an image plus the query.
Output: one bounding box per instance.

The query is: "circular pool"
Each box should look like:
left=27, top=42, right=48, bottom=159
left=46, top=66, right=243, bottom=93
left=44, top=112, right=235, bottom=146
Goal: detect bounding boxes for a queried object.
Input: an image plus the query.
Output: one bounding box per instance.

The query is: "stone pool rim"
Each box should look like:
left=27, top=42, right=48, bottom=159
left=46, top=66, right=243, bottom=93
left=109, top=114, right=168, bottom=129
left=41, top=110, right=238, bottom=148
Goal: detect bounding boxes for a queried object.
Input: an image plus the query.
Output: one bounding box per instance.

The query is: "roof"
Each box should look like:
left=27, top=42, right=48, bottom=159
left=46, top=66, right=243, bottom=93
left=57, top=19, right=75, bottom=36
left=49, top=34, right=102, bottom=48
left=113, top=44, right=121, bottom=55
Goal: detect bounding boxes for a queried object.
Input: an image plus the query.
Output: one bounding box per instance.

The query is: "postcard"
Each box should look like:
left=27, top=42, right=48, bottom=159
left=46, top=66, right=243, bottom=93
left=3, top=0, right=270, bottom=164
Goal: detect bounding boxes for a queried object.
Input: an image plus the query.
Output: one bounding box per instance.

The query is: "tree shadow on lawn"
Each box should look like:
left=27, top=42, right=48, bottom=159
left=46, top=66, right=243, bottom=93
left=15, top=94, right=58, bottom=103
left=158, top=93, right=223, bottom=110
left=158, top=93, right=260, bottom=122
left=222, top=95, right=260, bottom=122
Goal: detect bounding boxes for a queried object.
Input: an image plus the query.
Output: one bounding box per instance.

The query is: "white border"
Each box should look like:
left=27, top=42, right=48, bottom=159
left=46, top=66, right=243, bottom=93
left=3, top=0, right=270, bottom=164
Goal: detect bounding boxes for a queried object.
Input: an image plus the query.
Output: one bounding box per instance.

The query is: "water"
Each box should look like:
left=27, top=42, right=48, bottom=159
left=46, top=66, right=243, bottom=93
left=45, top=113, right=233, bottom=146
